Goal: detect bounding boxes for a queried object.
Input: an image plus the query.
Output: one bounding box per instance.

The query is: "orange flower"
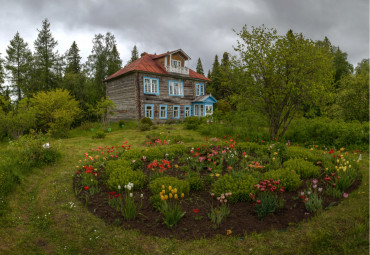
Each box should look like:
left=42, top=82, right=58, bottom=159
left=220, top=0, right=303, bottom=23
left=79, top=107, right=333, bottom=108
left=226, top=230, right=232, bottom=235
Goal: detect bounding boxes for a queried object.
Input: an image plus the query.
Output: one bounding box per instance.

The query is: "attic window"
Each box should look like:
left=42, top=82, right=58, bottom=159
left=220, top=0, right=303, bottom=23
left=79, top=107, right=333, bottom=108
left=143, top=77, right=159, bottom=95
left=171, top=59, right=181, bottom=68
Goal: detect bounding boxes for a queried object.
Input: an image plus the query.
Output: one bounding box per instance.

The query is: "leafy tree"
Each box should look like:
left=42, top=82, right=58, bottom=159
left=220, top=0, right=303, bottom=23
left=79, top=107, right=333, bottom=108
left=33, top=18, right=60, bottom=92
left=196, top=58, right=204, bottom=75
left=0, top=54, right=5, bottom=87
left=65, top=41, right=81, bottom=74
left=5, top=32, right=33, bottom=101
left=107, top=44, right=122, bottom=76
left=336, top=59, right=369, bottom=122
left=31, top=89, right=81, bottom=137
left=127, top=45, right=139, bottom=65
left=87, top=97, right=116, bottom=128
left=332, top=46, right=353, bottom=86
left=234, top=25, right=333, bottom=138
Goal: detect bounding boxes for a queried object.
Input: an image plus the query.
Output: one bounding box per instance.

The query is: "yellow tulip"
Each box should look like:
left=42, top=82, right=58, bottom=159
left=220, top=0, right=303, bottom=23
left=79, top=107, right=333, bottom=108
left=168, top=186, right=172, bottom=191
left=181, top=193, right=184, bottom=198
left=215, top=173, right=220, bottom=177
left=160, top=195, right=165, bottom=200
left=174, top=194, right=178, bottom=199
left=162, top=185, right=165, bottom=189
left=162, top=190, right=165, bottom=194
left=173, top=188, right=177, bottom=193
left=164, top=195, right=168, bottom=200
left=169, top=193, right=173, bottom=199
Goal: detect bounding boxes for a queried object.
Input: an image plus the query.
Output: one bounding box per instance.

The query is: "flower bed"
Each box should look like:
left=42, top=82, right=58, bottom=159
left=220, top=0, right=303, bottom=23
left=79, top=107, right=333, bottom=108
left=73, top=138, right=362, bottom=239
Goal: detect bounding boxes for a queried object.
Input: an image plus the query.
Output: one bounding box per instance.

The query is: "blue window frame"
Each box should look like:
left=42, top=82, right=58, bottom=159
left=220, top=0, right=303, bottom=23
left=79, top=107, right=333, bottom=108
left=159, top=104, right=167, bottom=119
left=168, top=80, right=184, bottom=97
left=184, top=105, right=191, bottom=117
left=195, top=83, right=204, bottom=96
left=172, top=105, right=180, bottom=119
left=193, top=104, right=199, bottom=116
left=144, top=104, right=154, bottom=119
left=143, top=77, right=159, bottom=95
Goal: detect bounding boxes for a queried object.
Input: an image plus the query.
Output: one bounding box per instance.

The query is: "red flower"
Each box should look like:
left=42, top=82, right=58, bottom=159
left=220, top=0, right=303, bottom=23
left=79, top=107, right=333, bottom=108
left=256, top=200, right=261, bottom=204
left=84, top=186, right=89, bottom=191
left=193, top=209, right=200, bottom=213
left=337, top=176, right=341, bottom=179
left=329, top=149, right=334, bottom=154
left=109, top=191, right=116, bottom=195
left=228, top=166, right=232, bottom=170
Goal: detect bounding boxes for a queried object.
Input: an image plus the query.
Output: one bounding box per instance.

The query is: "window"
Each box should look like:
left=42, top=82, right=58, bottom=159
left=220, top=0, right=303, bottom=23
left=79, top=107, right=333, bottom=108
left=184, top=106, right=191, bottom=117
left=205, top=105, right=213, bottom=116
left=143, top=77, right=159, bottom=95
left=145, top=104, right=154, bottom=119
left=168, top=81, right=184, bottom=96
left=200, top=104, right=204, bottom=116
left=195, top=83, right=205, bottom=96
left=194, top=104, right=199, bottom=116
left=159, top=105, right=167, bottom=119
left=171, top=59, right=181, bottom=68
left=173, top=105, right=180, bottom=119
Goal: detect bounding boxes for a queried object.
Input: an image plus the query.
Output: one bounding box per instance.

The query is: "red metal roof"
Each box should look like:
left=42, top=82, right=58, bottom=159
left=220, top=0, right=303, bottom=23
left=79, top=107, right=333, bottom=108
left=104, top=51, right=210, bottom=82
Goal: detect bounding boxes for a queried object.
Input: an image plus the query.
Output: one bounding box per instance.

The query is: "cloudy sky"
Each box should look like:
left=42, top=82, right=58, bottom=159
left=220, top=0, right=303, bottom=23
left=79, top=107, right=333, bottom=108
left=0, top=0, right=368, bottom=73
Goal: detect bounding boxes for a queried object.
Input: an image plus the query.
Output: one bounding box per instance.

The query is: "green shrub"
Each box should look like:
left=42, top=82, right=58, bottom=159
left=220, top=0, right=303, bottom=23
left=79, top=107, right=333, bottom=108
left=105, top=161, right=146, bottom=191
left=118, top=120, right=125, bottom=128
left=286, top=146, right=322, bottom=163
left=120, top=149, right=144, bottom=161
left=211, top=173, right=257, bottom=203
left=235, top=142, right=268, bottom=157
left=183, top=116, right=203, bottom=130
left=140, top=117, right=153, bottom=126
left=138, top=123, right=151, bottom=131
left=283, top=158, right=321, bottom=178
left=264, top=168, right=302, bottom=191
left=161, top=144, right=187, bottom=159
left=336, top=167, right=360, bottom=192
left=188, top=176, right=204, bottom=191
left=142, top=147, right=165, bottom=162
left=92, top=130, right=106, bottom=139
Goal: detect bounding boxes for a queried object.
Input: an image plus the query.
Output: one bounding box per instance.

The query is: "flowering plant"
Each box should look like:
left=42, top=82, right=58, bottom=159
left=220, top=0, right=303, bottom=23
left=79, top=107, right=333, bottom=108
left=158, top=185, right=185, bottom=228
left=147, top=159, right=171, bottom=179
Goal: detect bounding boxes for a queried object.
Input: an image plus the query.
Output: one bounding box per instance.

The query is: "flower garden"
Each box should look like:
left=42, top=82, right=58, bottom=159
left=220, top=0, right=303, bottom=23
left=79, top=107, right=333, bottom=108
left=73, top=136, right=362, bottom=239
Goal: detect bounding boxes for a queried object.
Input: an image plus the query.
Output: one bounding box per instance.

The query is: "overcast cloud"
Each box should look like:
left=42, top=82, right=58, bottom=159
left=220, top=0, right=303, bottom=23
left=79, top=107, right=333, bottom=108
left=0, top=0, right=368, bottom=73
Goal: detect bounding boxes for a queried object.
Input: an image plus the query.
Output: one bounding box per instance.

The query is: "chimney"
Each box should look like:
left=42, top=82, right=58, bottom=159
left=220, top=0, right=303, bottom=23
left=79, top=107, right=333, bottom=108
left=141, top=52, right=148, bottom=57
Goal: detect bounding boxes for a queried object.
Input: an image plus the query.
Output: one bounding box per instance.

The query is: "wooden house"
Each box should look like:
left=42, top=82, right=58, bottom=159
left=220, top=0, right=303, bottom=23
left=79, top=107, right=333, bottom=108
left=104, top=49, right=217, bottom=122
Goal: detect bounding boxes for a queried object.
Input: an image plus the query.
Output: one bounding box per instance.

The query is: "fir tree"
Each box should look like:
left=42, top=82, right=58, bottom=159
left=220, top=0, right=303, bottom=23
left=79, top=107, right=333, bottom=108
left=5, top=32, right=33, bottom=100
left=107, top=44, right=122, bottom=76
left=33, top=18, right=59, bottom=92
left=127, top=45, right=139, bottom=65
left=0, top=54, right=5, bottom=88
left=65, top=41, right=81, bottom=74
left=196, top=58, right=204, bottom=75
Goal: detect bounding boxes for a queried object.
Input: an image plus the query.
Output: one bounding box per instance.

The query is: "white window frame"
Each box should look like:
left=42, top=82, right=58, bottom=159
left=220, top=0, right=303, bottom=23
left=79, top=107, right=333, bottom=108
left=145, top=104, right=154, bottom=119
left=168, top=81, right=184, bottom=97
left=194, top=104, right=199, bottom=116
left=184, top=106, right=191, bottom=117
left=195, top=83, right=205, bottom=96
left=205, top=105, right=213, bottom=116
left=200, top=104, right=204, bottom=116
left=171, top=59, right=181, bottom=68
left=159, top=105, right=167, bottom=119
left=143, top=77, right=159, bottom=95
left=173, top=105, right=180, bottom=119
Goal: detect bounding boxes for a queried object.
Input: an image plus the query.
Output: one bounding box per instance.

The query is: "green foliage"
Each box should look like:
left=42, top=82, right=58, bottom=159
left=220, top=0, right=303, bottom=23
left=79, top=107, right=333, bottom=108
left=118, top=120, right=125, bottom=128
left=285, top=146, right=322, bottom=162
left=138, top=123, right=151, bottom=131
left=208, top=203, right=230, bottom=226
left=105, top=161, right=146, bottom=191
left=337, top=167, right=360, bottom=192
left=183, top=116, right=204, bottom=130
left=87, top=97, right=116, bottom=128
left=10, top=130, right=61, bottom=168
left=283, top=158, right=320, bottom=178
left=264, top=168, right=302, bottom=191
left=149, top=176, right=190, bottom=197
left=92, top=130, right=106, bottom=139
left=234, top=26, right=333, bottom=138
left=31, top=89, right=81, bottom=138
left=255, top=192, right=278, bottom=220
left=140, top=117, right=153, bottom=126
left=159, top=200, right=185, bottom=228
left=211, top=172, right=257, bottom=203
left=188, top=175, right=204, bottom=191
left=304, top=192, right=323, bottom=213
left=196, top=58, right=204, bottom=75
left=142, top=147, right=164, bottom=162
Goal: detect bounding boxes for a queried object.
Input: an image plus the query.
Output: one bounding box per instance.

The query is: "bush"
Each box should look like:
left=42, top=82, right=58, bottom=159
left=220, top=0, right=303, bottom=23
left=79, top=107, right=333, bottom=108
left=211, top=173, right=257, bottom=203
left=140, top=117, right=153, bottom=126
left=188, top=176, right=204, bottom=191
left=138, top=123, right=151, bottom=131
left=283, top=158, right=321, bottom=178
left=105, top=161, right=146, bottom=191
left=264, top=168, right=302, bottom=191
left=235, top=142, right=268, bottom=157
left=286, top=146, right=322, bottom=163
left=118, top=120, right=125, bottom=128
left=183, top=116, right=203, bottom=130
left=92, top=130, right=106, bottom=139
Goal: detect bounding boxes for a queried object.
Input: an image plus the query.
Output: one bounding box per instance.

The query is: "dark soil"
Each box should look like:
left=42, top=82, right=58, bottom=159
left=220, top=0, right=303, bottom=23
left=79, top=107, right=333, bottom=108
left=73, top=166, right=361, bottom=240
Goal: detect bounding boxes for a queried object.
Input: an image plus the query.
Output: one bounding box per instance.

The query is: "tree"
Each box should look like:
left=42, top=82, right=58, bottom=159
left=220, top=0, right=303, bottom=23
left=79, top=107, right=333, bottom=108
left=5, top=32, right=33, bottom=101
left=33, top=18, right=59, bottom=92
left=31, top=89, right=81, bottom=137
left=87, top=97, right=116, bottom=128
left=0, top=54, right=5, bottom=88
left=65, top=41, right=81, bottom=74
left=107, top=44, right=122, bottom=76
left=332, top=46, right=353, bottom=86
left=86, top=32, right=121, bottom=98
left=196, top=58, right=204, bottom=75
left=207, top=55, right=220, bottom=95
left=234, top=25, right=333, bottom=138
left=127, top=45, right=139, bottom=65
left=336, top=59, right=369, bottom=122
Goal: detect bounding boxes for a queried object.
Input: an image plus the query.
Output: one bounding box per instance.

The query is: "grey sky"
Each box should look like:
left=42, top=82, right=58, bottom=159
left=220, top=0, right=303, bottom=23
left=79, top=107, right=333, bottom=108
left=0, top=0, right=368, bottom=73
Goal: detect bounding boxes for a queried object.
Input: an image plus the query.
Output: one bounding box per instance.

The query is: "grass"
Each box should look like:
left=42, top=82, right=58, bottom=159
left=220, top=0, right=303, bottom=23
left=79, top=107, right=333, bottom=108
left=0, top=123, right=368, bottom=254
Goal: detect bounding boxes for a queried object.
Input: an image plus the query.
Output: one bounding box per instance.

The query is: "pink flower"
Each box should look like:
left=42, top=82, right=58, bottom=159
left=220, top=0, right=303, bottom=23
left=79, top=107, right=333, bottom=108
left=301, top=191, right=305, bottom=196
left=132, top=160, right=136, bottom=163
left=211, top=193, right=215, bottom=197
left=312, top=179, right=318, bottom=184
left=343, top=193, right=348, bottom=198
left=318, top=187, right=323, bottom=192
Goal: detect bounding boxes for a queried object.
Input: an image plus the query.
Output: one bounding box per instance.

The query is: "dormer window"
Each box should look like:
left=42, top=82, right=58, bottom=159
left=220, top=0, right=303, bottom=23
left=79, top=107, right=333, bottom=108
left=171, top=59, right=181, bottom=68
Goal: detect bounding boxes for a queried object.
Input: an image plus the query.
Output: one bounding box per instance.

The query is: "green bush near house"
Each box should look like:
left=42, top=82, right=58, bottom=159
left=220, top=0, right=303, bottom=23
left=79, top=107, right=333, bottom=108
left=264, top=168, right=302, bottom=191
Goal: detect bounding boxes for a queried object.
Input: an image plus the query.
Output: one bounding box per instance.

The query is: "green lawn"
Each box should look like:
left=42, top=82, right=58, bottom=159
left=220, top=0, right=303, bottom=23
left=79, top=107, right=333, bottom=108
left=0, top=124, right=368, bottom=255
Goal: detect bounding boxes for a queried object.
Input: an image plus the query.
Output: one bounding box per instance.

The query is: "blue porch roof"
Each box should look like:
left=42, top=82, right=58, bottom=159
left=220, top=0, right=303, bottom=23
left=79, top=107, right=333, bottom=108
left=192, top=94, right=217, bottom=104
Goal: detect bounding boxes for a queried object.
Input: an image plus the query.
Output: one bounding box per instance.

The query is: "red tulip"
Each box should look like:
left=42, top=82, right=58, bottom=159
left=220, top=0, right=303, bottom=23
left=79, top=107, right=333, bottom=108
left=193, top=209, right=200, bottom=213
left=84, top=186, right=89, bottom=191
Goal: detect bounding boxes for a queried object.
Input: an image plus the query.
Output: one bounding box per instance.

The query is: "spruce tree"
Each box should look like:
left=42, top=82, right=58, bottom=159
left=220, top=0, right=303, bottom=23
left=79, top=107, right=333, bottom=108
left=107, top=44, right=122, bottom=76
left=196, top=58, right=204, bottom=75
left=5, top=32, right=33, bottom=100
left=209, top=55, right=220, bottom=97
left=127, top=45, right=139, bottom=65
left=33, top=18, right=59, bottom=92
left=0, top=54, right=5, bottom=88
left=65, top=41, right=81, bottom=74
